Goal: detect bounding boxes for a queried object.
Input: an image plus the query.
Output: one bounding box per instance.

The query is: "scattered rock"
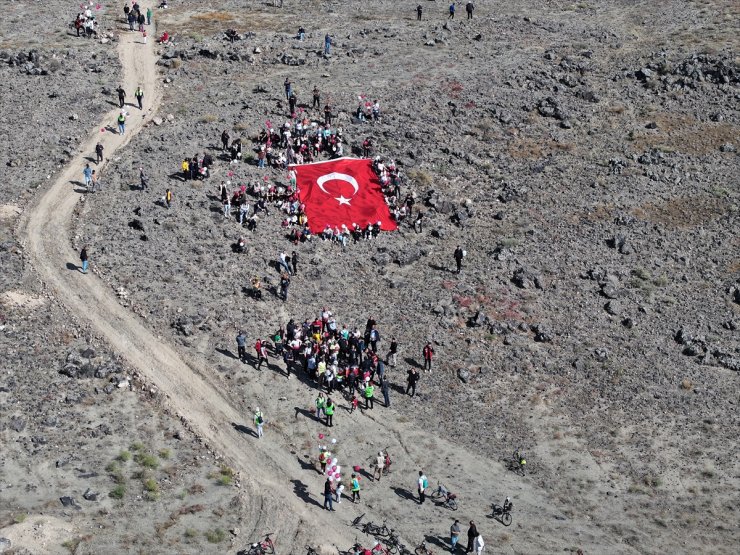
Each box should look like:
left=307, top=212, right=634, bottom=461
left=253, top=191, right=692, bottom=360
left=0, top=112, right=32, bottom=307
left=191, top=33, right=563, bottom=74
left=457, top=368, right=470, bottom=383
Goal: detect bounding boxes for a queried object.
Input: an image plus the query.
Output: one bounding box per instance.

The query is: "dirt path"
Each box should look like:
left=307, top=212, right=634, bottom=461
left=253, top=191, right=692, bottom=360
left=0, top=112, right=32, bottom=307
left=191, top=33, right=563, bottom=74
left=17, top=23, right=632, bottom=555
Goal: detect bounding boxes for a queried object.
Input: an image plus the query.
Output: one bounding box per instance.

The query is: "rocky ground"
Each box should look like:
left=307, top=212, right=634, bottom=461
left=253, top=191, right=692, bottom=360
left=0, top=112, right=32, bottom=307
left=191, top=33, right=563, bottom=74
left=1, top=0, right=739, bottom=553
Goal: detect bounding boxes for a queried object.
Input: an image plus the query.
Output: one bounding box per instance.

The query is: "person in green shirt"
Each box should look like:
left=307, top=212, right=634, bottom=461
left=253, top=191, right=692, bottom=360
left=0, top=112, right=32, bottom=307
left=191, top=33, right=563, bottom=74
left=315, top=392, right=326, bottom=418
left=146, top=7, right=152, bottom=25
left=351, top=473, right=361, bottom=503
left=364, top=382, right=375, bottom=410
left=325, top=398, right=335, bottom=427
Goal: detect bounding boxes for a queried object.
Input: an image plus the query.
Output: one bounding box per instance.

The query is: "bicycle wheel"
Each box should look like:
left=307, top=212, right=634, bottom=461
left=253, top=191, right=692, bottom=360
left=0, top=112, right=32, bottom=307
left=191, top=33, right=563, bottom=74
left=378, top=525, right=391, bottom=538
left=448, top=498, right=458, bottom=511
left=502, top=513, right=512, bottom=527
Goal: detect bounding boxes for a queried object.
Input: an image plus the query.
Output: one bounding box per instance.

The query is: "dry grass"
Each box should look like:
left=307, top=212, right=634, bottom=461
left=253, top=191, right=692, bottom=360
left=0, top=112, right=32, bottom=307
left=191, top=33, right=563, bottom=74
left=161, top=9, right=291, bottom=37
left=630, top=113, right=739, bottom=156
left=632, top=195, right=727, bottom=229
left=507, top=137, right=576, bottom=160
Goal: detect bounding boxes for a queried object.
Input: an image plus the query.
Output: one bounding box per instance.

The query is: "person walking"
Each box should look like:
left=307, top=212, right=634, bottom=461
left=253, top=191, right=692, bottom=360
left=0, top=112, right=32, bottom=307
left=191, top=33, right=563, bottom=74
left=95, top=142, right=104, bottom=164
left=139, top=167, right=148, bottom=191
left=284, top=77, right=292, bottom=101
left=324, top=33, right=332, bottom=55
left=417, top=5, right=422, bottom=20
left=90, top=170, right=100, bottom=193
left=165, top=188, right=172, bottom=208
left=406, top=368, right=419, bottom=397
left=117, top=111, right=126, bottom=135
left=466, top=1, right=474, bottom=19
left=373, top=451, right=385, bottom=481
left=324, top=477, right=334, bottom=510
left=450, top=520, right=461, bottom=552
left=449, top=3, right=456, bottom=19
left=454, top=246, right=465, bottom=273
left=254, top=407, right=264, bottom=438
left=146, top=6, right=152, bottom=25
left=134, top=86, right=144, bottom=110
left=116, top=86, right=126, bottom=108
left=279, top=251, right=292, bottom=274
left=381, top=377, right=390, bottom=407
left=350, top=473, right=361, bottom=503
left=418, top=471, right=428, bottom=504
left=325, top=397, right=335, bottom=427
left=83, top=163, right=93, bottom=189
left=473, top=533, right=484, bottom=555
left=364, top=381, right=375, bottom=410
left=236, top=330, right=247, bottom=363
left=324, top=103, right=332, bottom=126
left=423, top=342, right=435, bottom=372
left=465, top=522, right=478, bottom=553
left=79, top=245, right=89, bottom=274
left=387, top=337, right=398, bottom=367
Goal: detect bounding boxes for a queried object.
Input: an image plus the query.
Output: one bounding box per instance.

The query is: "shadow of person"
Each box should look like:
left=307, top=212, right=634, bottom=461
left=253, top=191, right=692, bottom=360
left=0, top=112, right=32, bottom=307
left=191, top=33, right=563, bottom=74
left=392, top=486, right=417, bottom=502
left=66, top=262, right=79, bottom=271
left=424, top=535, right=450, bottom=550
left=216, top=347, right=239, bottom=360
left=404, top=357, right=424, bottom=369
left=231, top=422, right=257, bottom=437
left=291, top=479, right=323, bottom=508
left=295, top=454, right=316, bottom=472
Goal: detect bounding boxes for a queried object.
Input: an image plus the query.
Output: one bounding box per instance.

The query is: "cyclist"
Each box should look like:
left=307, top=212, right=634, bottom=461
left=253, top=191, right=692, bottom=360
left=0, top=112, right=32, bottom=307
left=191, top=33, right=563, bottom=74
left=517, top=451, right=526, bottom=473
left=503, top=497, right=513, bottom=513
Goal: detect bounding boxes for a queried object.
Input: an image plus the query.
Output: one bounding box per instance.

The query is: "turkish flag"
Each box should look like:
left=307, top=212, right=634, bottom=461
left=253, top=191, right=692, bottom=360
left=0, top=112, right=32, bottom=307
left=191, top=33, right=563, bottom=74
left=290, top=157, right=397, bottom=233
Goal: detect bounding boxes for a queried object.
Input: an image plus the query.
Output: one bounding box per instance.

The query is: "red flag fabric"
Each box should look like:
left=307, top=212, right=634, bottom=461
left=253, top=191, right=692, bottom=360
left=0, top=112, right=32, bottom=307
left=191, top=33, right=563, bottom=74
left=290, top=157, right=397, bottom=233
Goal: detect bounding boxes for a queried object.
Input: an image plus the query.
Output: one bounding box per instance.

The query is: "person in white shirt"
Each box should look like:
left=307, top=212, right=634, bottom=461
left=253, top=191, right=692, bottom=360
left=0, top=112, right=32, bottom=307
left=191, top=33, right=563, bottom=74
left=473, top=533, right=484, bottom=555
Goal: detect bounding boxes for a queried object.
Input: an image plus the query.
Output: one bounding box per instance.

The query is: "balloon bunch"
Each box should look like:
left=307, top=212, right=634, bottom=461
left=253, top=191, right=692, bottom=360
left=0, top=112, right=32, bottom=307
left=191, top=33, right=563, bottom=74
left=318, top=434, right=342, bottom=483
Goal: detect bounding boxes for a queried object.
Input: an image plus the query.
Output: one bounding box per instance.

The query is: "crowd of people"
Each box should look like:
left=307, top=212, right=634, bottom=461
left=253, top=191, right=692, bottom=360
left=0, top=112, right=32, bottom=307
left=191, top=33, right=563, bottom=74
left=73, top=5, right=100, bottom=38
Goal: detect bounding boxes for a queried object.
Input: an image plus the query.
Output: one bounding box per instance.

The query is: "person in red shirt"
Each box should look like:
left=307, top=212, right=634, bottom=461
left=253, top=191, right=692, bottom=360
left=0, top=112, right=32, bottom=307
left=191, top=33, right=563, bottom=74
left=423, top=342, right=435, bottom=372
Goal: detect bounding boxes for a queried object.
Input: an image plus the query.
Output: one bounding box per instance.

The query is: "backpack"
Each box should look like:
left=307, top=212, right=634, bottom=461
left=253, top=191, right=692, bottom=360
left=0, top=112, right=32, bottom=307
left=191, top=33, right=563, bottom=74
left=422, top=476, right=428, bottom=489
left=257, top=415, right=263, bottom=424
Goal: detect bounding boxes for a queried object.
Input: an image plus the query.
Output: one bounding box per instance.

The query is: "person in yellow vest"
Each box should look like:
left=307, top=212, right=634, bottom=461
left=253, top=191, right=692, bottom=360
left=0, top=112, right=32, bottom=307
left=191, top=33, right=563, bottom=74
left=117, top=111, right=126, bottom=135
left=181, top=158, right=189, bottom=180
left=364, top=381, right=375, bottom=410
left=325, top=397, right=335, bottom=427
left=351, top=473, right=361, bottom=503
left=165, top=189, right=172, bottom=208
left=318, top=447, right=328, bottom=473
left=315, top=392, right=326, bottom=419
left=134, top=86, right=144, bottom=109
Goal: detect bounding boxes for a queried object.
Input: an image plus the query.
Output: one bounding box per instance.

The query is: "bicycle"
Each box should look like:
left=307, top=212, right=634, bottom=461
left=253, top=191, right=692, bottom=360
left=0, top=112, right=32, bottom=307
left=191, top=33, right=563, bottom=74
left=363, top=519, right=391, bottom=539
left=239, top=533, right=276, bottom=555
left=430, top=482, right=458, bottom=510
left=414, top=541, right=434, bottom=555
left=385, top=533, right=412, bottom=555
left=306, top=546, right=319, bottom=555
left=511, top=449, right=526, bottom=476
left=491, top=498, right=513, bottom=526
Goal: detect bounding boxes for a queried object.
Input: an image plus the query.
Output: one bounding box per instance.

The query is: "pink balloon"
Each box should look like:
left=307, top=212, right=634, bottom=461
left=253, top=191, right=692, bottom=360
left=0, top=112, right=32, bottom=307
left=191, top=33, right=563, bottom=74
left=335, top=475, right=341, bottom=481
left=330, top=466, right=336, bottom=472
left=318, top=434, right=324, bottom=439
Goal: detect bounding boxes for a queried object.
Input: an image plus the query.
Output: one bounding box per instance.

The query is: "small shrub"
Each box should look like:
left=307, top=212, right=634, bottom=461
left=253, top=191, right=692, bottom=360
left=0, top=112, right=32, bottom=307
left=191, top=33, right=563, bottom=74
left=204, top=528, right=226, bottom=543
left=188, top=483, right=206, bottom=495
left=13, top=513, right=27, bottom=524
left=632, top=267, right=650, bottom=280
left=130, top=441, right=145, bottom=452
left=176, top=490, right=187, bottom=500
left=117, top=450, right=132, bottom=462
left=105, top=461, right=119, bottom=473
left=184, top=528, right=198, bottom=538
left=136, top=452, right=159, bottom=469
left=217, top=474, right=232, bottom=486
left=144, top=478, right=159, bottom=493
left=158, top=448, right=171, bottom=460
left=680, top=378, right=693, bottom=391
left=144, top=491, right=160, bottom=501
left=109, top=484, right=126, bottom=499
left=200, top=114, right=218, bottom=124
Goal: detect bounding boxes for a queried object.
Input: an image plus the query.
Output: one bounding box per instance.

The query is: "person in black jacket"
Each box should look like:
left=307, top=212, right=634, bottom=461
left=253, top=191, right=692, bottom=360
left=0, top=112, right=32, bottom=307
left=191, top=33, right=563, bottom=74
left=323, top=478, right=334, bottom=510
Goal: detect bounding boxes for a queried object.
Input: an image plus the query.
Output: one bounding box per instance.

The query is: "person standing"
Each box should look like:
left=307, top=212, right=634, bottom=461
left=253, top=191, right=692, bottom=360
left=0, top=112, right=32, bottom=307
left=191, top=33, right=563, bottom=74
left=315, top=392, right=326, bottom=419
left=466, top=1, right=474, bottom=18
left=117, top=111, right=126, bottom=135
left=324, top=478, right=334, bottom=510
left=146, top=6, right=152, bottom=25
left=450, top=520, right=461, bottom=552
left=312, top=86, right=320, bottom=109
left=116, top=86, right=126, bottom=108
left=236, top=330, right=247, bottom=363
left=79, top=245, right=89, bottom=274
left=406, top=368, right=419, bottom=397
left=465, top=522, right=478, bottom=553
left=254, top=407, right=264, bottom=438
left=221, top=129, right=230, bottom=151
left=95, top=142, right=104, bottom=164
left=449, top=3, right=456, bottom=19
left=83, top=163, right=93, bottom=189
left=454, top=246, right=465, bottom=273
left=90, top=170, right=100, bottom=193
left=324, top=103, right=332, bottom=126
left=284, top=77, right=292, bottom=101
left=139, top=167, right=148, bottom=191
left=417, top=5, right=423, bottom=20
left=381, top=377, right=390, bottom=407
left=418, top=471, right=428, bottom=504
left=350, top=473, right=361, bottom=503
left=364, top=381, right=374, bottom=410
left=473, top=533, right=484, bottom=555
left=134, top=86, right=144, bottom=110
left=291, top=251, right=299, bottom=275
left=423, top=342, right=435, bottom=372
left=165, top=188, right=172, bottom=208
left=387, top=338, right=398, bottom=367
left=325, top=397, right=335, bottom=427
left=324, top=34, right=332, bottom=55
left=373, top=451, right=385, bottom=481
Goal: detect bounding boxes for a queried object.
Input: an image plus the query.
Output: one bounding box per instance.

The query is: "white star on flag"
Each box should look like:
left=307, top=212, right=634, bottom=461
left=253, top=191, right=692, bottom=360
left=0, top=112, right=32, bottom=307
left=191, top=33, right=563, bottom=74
left=335, top=195, right=352, bottom=206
